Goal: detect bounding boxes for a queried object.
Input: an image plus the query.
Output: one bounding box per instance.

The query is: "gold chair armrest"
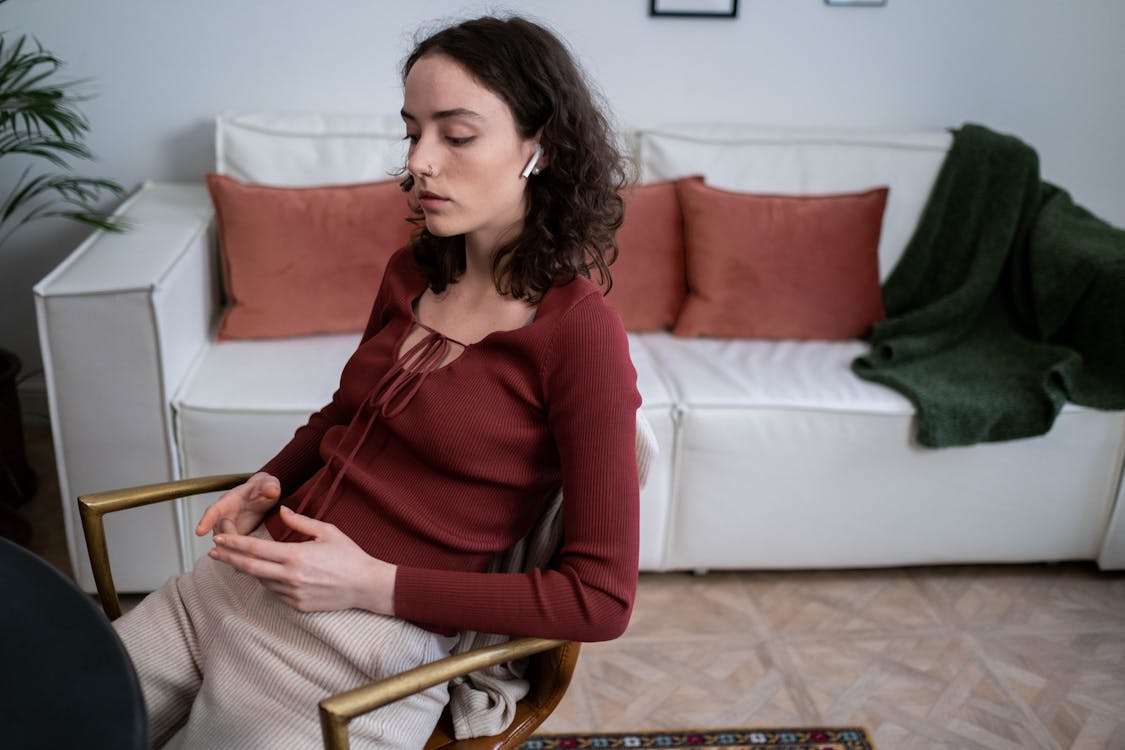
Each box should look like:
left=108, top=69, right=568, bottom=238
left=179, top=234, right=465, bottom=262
left=78, top=473, right=252, bottom=620
left=319, top=636, right=566, bottom=750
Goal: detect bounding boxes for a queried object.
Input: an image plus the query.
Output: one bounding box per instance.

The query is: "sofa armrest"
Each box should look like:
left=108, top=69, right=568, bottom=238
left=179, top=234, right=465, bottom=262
left=34, top=181, right=219, bottom=591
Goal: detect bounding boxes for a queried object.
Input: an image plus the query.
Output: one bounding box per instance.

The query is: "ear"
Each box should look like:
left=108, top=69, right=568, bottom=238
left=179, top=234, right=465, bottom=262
left=521, top=143, right=545, bottom=178
left=529, top=129, right=548, bottom=169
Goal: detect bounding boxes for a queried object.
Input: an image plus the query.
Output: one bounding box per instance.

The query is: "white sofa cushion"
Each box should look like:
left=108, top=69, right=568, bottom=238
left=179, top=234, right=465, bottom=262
left=174, top=334, right=360, bottom=419
left=634, top=125, right=952, bottom=280
left=215, top=112, right=408, bottom=186
left=640, top=333, right=913, bottom=414
left=666, top=402, right=1123, bottom=570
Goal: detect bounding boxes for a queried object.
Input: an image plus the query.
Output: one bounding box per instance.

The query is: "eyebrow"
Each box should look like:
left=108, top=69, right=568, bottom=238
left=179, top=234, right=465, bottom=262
left=400, top=107, right=485, bottom=123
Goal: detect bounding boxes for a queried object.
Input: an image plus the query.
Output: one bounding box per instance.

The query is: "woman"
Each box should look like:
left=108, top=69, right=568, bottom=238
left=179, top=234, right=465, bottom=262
left=115, top=15, right=640, bottom=749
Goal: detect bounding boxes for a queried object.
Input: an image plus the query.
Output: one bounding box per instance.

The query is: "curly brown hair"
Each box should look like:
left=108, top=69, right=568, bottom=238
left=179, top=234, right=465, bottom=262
left=399, top=16, right=630, bottom=302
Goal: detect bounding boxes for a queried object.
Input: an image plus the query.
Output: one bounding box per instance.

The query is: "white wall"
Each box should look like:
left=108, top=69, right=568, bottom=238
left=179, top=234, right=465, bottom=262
left=3, top=0, right=1124, bottom=406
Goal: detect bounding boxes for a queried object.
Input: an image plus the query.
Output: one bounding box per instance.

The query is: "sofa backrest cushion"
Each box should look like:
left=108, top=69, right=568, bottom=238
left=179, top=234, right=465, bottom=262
left=610, top=179, right=688, bottom=331
left=673, top=178, right=888, bottom=340
left=206, top=173, right=413, bottom=340
left=634, top=125, right=952, bottom=281
left=215, top=112, right=408, bottom=186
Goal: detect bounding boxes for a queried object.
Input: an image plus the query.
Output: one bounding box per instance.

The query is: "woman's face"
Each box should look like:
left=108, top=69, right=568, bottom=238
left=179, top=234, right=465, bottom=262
left=402, top=54, right=542, bottom=253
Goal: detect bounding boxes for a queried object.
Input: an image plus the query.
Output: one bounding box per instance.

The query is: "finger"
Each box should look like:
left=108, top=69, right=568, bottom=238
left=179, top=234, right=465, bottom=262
left=262, top=586, right=317, bottom=613
left=195, top=486, right=245, bottom=535
left=195, top=504, right=222, bottom=536
left=213, top=531, right=293, bottom=564
left=208, top=545, right=289, bottom=581
left=268, top=591, right=303, bottom=611
left=216, top=518, right=238, bottom=536
left=257, top=475, right=282, bottom=500
left=257, top=578, right=299, bottom=601
left=196, top=505, right=235, bottom=537
left=247, top=472, right=280, bottom=497
left=278, top=506, right=335, bottom=538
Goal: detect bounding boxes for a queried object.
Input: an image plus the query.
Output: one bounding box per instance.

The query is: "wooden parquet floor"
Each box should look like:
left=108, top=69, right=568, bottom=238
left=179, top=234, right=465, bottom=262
left=538, top=565, right=1125, bottom=749
left=14, top=420, right=1125, bottom=749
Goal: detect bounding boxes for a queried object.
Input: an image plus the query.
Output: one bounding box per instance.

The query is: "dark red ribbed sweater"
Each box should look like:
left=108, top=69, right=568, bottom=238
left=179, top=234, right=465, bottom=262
left=260, top=249, right=641, bottom=641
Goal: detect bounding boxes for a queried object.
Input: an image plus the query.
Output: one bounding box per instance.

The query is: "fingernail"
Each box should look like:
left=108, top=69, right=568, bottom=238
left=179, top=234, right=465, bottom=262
left=214, top=535, right=225, bottom=544
left=208, top=549, right=218, bottom=559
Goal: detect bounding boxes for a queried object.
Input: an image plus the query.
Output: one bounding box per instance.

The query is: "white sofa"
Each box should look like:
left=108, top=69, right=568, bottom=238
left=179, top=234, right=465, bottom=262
left=36, top=113, right=1125, bottom=592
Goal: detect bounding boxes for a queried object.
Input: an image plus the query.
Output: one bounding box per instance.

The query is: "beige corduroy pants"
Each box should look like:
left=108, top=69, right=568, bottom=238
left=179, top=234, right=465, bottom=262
left=113, top=537, right=456, bottom=750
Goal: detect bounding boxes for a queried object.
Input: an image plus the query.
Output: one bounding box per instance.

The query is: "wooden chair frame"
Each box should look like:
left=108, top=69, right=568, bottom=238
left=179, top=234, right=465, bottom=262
left=78, top=475, right=577, bottom=750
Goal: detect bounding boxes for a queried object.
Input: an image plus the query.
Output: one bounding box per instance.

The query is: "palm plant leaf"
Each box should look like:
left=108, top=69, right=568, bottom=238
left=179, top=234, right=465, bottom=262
left=0, top=169, right=126, bottom=244
left=0, top=132, right=91, bottom=165
left=0, top=37, right=88, bottom=142
left=0, top=11, right=126, bottom=246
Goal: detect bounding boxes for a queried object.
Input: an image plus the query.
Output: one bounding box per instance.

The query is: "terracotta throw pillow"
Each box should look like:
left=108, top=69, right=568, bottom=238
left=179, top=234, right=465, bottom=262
left=609, top=180, right=688, bottom=331
left=206, top=173, right=414, bottom=340
left=673, top=177, right=888, bottom=340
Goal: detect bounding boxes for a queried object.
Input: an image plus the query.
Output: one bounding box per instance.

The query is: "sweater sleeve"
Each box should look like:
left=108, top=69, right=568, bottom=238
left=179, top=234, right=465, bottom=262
left=259, top=249, right=407, bottom=494
left=393, top=293, right=642, bottom=641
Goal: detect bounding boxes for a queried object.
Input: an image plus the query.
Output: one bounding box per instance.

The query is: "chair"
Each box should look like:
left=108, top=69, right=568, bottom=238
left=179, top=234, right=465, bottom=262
left=78, top=413, right=657, bottom=750
left=78, top=474, right=574, bottom=750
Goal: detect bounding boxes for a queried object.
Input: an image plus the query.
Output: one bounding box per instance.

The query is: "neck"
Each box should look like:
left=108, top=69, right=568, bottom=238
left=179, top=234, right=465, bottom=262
left=462, top=224, right=520, bottom=296
left=456, top=242, right=495, bottom=297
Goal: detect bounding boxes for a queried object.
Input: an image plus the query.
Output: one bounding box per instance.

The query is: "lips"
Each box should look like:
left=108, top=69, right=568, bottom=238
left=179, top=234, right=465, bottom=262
left=417, top=189, right=450, bottom=208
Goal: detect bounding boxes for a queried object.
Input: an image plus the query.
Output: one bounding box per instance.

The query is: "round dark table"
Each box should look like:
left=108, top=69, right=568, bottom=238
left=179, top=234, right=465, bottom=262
left=0, top=537, right=148, bottom=749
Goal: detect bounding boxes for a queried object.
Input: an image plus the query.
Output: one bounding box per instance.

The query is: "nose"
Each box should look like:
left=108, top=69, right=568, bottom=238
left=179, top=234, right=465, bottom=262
left=406, top=132, right=436, bottom=178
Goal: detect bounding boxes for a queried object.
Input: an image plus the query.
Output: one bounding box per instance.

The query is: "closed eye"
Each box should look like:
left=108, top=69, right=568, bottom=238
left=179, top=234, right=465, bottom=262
left=402, top=134, right=472, bottom=147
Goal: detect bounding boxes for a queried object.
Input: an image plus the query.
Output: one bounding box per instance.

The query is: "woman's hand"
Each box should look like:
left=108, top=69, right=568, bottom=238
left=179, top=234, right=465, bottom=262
left=208, top=506, right=397, bottom=615
left=195, top=472, right=281, bottom=537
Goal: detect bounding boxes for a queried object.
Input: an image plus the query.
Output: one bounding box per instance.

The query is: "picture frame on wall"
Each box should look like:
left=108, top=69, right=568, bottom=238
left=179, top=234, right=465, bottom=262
left=650, top=0, right=739, bottom=19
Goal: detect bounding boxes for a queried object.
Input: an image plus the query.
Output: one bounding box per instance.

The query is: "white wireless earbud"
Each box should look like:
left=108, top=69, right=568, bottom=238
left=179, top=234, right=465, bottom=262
left=521, top=144, right=544, bottom=179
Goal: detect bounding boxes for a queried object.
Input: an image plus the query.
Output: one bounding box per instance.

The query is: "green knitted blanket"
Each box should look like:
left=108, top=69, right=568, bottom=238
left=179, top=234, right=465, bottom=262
left=852, top=123, right=1125, bottom=447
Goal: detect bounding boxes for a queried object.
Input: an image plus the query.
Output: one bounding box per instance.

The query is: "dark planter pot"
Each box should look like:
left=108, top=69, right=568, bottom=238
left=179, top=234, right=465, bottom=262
left=0, top=348, right=37, bottom=508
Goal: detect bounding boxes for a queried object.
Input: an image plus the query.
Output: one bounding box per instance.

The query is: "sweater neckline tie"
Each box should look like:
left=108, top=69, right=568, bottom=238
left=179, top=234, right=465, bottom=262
left=371, top=321, right=467, bottom=418
left=280, top=321, right=466, bottom=534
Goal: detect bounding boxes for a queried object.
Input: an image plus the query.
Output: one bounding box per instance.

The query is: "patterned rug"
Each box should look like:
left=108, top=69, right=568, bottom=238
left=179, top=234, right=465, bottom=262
left=520, top=727, right=874, bottom=749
